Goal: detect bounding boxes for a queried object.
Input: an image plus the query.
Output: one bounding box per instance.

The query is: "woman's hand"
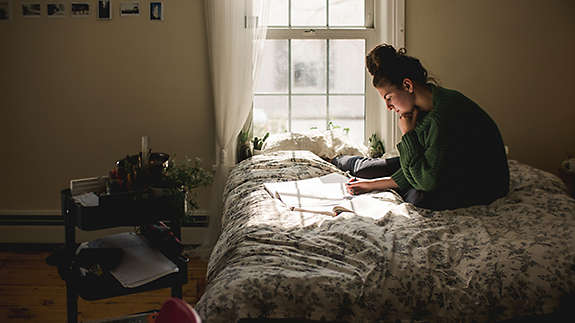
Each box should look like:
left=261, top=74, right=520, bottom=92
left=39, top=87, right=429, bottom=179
left=346, top=177, right=397, bottom=195
left=398, top=108, right=419, bottom=135
left=346, top=178, right=374, bottom=195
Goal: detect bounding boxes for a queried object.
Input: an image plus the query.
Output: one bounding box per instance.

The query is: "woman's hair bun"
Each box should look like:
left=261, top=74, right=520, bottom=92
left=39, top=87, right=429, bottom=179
left=366, top=44, right=400, bottom=76
left=366, top=43, right=431, bottom=87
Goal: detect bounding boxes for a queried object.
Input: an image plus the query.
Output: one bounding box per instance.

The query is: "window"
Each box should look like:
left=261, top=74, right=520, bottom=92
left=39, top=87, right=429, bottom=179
left=253, top=0, right=405, bottom=147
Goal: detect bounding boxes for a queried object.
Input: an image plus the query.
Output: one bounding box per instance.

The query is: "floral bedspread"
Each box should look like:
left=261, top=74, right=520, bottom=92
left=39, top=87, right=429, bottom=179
left=195, top=151, right=575, bottom=322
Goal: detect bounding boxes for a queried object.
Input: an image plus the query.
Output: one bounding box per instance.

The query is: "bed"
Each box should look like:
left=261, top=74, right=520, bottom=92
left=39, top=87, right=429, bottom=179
left=195, top=149, right=575, bottom=322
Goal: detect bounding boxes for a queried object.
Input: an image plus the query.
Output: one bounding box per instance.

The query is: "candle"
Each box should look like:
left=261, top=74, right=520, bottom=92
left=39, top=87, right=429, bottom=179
left=141, top=136, right=150, bottom=166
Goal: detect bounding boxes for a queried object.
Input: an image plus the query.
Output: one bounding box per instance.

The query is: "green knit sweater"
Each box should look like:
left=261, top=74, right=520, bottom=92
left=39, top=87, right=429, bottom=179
left=390, top=85, right=509, bottom=209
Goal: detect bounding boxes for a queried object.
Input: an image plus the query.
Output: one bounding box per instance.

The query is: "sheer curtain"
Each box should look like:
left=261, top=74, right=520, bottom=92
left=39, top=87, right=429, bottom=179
left=202, top=0, right=268, bottom=256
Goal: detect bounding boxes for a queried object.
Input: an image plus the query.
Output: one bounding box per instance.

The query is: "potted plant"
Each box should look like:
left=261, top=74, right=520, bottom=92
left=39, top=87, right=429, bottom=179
left=164, top=157, right=214, bottom=213
left=368, top=133, right=385, bottom=158
left=237, top=130, right=253, bottom=162
left=252, top=132, right=269, bottom=155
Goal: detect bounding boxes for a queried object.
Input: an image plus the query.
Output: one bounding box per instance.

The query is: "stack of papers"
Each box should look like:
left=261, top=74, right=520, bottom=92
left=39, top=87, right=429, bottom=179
left=78, top=232, right=179, bottom=288
left=72, top=192, right=100, bottom=207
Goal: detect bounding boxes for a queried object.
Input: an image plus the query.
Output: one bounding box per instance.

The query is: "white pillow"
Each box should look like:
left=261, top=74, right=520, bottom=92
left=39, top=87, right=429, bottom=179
left=261, top=129, right=368, bottom=159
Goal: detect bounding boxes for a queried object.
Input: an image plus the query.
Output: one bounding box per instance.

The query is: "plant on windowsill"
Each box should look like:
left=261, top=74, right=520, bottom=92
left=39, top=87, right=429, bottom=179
left=252, top=132, right=269, bottom=155
left=237, top=130, right=253, bottom=162
left=327, top=121, right=350, bottom=135
left=368, top=133, right=385, bottom=158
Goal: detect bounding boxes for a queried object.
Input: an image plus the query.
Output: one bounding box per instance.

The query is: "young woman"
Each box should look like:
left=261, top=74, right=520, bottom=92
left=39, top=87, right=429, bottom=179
left=334, top=44, right=509, bottom=210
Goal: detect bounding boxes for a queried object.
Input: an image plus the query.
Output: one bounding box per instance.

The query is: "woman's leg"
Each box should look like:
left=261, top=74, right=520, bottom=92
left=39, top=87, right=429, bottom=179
left=331, top=156, right=400, bottom=179
left=402, top=188, right=458, bottom=210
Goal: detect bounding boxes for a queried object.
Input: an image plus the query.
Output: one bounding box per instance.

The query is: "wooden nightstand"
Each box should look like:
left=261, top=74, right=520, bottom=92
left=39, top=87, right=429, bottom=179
left=59, top=189, right=187, bottom=323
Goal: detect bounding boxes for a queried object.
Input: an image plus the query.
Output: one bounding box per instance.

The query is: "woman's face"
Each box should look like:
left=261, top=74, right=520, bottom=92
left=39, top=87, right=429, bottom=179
left=376, top=83, right=415, bottom=115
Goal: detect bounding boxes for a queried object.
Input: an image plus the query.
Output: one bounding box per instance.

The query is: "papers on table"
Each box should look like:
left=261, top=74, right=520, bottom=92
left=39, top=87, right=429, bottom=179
left=77, top=232, right=179, bottom=288
left=72, top=192, right=100, bottom=207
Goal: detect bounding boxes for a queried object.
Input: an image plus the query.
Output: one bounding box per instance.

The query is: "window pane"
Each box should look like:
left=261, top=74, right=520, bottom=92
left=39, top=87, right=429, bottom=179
left=268, top=0, right=288, bottom=26
left=329, top=95, right=364, bottom=118
left=330, top=118, right=365, bottom=144
left=292, top=95, right=327, bottom=132
left=329, top=39, right=365, bottom=94
left=292, top=40, right=326, bottom=94
left=255, top=40, right=288, bottom=94
left=329, top=0, right=365, bottom=26
left=253, top=95, right=289, bottom=136
left=291, top=0, right=326, bottom=27
left=330, top=95, right=365, bottom=143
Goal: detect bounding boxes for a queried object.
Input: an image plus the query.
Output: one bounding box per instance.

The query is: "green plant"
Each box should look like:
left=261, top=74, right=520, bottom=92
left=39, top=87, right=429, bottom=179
left=237, top=130, right=253, bottom=162
left=165, top=157, right=214, bottom=210
left=368, top=133, right=385, bottom=158
left=252, top=132, right=269, bottom=151
left=327, top=121, right=350, bottom=135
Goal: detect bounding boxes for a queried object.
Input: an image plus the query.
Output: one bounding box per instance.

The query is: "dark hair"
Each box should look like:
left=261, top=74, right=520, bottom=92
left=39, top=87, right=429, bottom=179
left=366, top=44, right=432, bottom=88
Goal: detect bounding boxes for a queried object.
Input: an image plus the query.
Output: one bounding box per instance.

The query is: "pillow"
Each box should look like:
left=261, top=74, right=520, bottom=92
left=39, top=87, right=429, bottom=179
left=261, top=129, right=368, bottom=159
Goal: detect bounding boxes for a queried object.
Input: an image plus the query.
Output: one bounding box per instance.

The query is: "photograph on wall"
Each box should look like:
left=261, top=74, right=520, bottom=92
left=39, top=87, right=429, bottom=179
left=120, top=1, right=139, bottom=16
left=22, top=3, right=41, bottom=17
left=0, top=1, right=10, bottom=20
left=97, top=0, right=111, bottom=20
left=47, top=3, right=66, bottom=17
left=71, top=2, right=90, bottom=17
left=150, top=2, right=163, bottom=21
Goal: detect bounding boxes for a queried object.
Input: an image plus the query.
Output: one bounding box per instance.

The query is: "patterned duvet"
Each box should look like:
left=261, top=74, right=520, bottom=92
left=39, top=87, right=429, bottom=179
left=195, top=151, right=575, bottom=322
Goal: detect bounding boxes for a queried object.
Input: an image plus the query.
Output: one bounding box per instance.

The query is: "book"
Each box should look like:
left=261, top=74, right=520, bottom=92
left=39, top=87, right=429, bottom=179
left=289, top=194, right=391, bottom=218
left=77, top=232, right=179, bottom=288
left=264, top=173, right=389, bottom=218
left=264, top=173, right=352, bottom=208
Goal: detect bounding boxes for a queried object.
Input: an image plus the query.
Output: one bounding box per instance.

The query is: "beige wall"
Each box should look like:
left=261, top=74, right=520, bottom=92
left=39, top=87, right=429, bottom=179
left=406, top=0, right=575, bottom=175
left=0, top=1, right=214, bottom=211
left=2, top=0, right=574, bottom=214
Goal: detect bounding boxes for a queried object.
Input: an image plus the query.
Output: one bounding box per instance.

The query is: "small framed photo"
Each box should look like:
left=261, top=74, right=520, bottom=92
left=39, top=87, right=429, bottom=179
left=0, top=1, right=10, bottom=21
left=22, top=2, right=41, bottom=17
left=71, top=2, right=90, bottom=17
left=120, top=1, right=139, bottom=16
left=97, top=0, right=112, bottom=20
left=150, top=2, right=163, bottom=21
left=47, top=3, right=66, bottom=18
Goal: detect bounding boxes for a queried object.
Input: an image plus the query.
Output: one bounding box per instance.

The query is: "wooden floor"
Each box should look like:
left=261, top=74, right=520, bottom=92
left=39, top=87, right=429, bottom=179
left=0, top=247, right=207, bottom=323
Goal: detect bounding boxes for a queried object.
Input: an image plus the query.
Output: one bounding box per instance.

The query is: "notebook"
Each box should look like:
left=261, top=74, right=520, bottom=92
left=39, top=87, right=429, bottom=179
left=264, top=173, right=389, bottom=218
left=263, top=172, right=351, bottom=208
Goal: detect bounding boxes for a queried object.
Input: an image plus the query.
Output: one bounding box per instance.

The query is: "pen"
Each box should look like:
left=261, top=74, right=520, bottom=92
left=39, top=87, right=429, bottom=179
left=346, top=177, right=357, bottom=185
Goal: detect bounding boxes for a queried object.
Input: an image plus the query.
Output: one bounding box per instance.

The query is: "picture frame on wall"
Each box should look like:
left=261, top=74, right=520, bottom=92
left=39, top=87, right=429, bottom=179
left=0, top=1, right=10, bottom=21
left=47, top=3, right=66, bottom=18
left=97, top=0, right=111, bottom=20
left=71, top=2, right=90, bottom=17
left=150, top=1, right=163, bottom=21
left=22, top=2, right=41, bottom=17
left=120, top=1, right=139, bottom=17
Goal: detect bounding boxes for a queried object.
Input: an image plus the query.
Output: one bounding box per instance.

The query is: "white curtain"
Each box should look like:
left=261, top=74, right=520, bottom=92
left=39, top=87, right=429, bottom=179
left=201, top=0, right=268, bottom=256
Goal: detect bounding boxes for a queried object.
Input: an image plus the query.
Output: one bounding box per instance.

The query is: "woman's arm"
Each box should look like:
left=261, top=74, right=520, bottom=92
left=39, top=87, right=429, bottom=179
left=397, top=116, right=445, bottom=191
left=346, top=177, right=399, bottom=195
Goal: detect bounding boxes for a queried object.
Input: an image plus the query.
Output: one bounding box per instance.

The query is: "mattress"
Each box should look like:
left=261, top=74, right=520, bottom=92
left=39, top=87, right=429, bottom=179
left=196, top=150, right=575, bottom=322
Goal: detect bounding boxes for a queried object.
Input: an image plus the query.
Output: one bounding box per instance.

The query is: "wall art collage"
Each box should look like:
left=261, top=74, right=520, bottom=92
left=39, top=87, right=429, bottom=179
left=0, top=1, right=164, bottom=21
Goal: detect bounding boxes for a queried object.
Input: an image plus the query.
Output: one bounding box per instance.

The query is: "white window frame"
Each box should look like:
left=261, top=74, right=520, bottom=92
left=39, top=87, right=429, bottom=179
left=256, top=0, right=405, bottom=150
